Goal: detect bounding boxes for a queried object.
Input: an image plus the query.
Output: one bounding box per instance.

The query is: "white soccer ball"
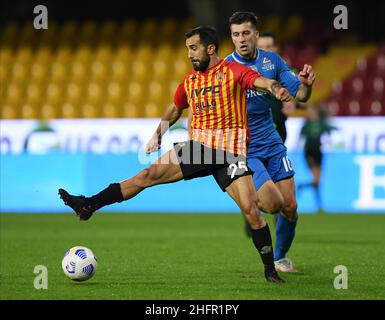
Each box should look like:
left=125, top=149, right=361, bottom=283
left=62, top=246, right=98, bottom=281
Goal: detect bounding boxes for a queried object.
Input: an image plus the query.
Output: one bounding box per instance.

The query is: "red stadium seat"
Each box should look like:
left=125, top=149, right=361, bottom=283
left=335, top=99, right=361, bottom=116
left=365, top=76, right=384, bottom=100
left=368, top=53, right=385, bottom=77
left=361, top=99, right=384, bottom=116
left=355, top=56, right=368, bottom=77
left=326, top=100, right=340, bottom=116
left=330, top=79, right=344, bottom=100
left=350, top=77, right=364, bottom=100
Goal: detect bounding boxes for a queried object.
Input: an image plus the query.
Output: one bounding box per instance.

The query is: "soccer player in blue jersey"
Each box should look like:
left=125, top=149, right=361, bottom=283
left=226, top=12, right=316, bottom=273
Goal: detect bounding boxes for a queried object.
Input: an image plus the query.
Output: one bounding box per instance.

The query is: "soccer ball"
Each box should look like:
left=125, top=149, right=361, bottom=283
left=62, top=246, right=98, bottom=281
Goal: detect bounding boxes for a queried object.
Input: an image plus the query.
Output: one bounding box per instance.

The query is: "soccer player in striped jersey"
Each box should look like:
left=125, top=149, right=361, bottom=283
left=226, top=12, right=316, bottom=273
left=59, top=25, right=293, bottom=283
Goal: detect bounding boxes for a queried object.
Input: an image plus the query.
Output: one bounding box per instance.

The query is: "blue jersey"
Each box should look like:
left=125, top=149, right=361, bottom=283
left=225, top=50, right=300, bottom=158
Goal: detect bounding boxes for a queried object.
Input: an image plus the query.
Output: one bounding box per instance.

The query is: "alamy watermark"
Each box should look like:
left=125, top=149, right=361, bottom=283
left=333, top=5, right=348, bottom=30
left=33, top=265, right=48, bottom=289
left=33, top=5, right=48, bottom=29
left=333, top=265, right=348, bottom=289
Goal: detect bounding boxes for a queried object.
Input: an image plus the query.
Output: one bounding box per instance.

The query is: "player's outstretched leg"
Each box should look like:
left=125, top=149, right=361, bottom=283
left=58, top=183, right=123, bottom=221
left=59, top=149, right=183, bottom=220
left=59, top=188, right=89, bottom=218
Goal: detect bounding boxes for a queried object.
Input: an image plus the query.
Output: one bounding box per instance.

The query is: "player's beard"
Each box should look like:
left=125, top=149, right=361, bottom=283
left=192, top=53, right=210, bottom=71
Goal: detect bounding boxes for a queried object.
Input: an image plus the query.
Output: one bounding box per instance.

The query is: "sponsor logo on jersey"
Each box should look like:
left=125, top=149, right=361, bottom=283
left=261, top=56, right=275, bottom=72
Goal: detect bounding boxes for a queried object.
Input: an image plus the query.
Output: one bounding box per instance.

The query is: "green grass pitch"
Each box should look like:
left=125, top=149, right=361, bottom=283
left=1, top=213, right=384, bottom=300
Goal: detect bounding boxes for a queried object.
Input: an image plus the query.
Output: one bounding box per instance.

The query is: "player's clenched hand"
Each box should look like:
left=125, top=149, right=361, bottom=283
left=298, top=64, right=316, bottom=86
left=145, top=134, right=161, bottom=154
left=274, top=87, right=292, bottom=102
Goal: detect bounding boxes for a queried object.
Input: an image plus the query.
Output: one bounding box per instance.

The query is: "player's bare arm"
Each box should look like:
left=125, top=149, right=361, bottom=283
left=295, top=64, right=316, bottom=102
left=146, top=103, right=184, bottom=154
left=187, top=108, right=193, bottom=140
left=253, top=77, right=292, bottom=102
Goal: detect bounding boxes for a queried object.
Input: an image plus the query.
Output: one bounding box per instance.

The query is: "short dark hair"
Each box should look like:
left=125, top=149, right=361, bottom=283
left=229, top=11, right=258, bottom=29
left=260, top=31, right=277, bottom=46
left=185, top=25, right=219, bottom=53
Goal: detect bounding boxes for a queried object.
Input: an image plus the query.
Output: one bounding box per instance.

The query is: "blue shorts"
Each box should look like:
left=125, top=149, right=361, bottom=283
left=247, top=148, right=295, bottom=190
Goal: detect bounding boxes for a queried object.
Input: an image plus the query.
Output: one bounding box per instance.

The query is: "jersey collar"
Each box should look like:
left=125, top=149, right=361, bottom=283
left=231, top=49, right=260, bottom=64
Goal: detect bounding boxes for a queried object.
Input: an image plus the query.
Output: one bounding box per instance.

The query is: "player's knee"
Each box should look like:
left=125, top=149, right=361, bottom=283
left=262, top=194, right=284, bottom=214
left=282, top=199, right=298, bottom=220
left=243, top=202, right=264, bottom=229
left=138, top=165, right=159, bottom=187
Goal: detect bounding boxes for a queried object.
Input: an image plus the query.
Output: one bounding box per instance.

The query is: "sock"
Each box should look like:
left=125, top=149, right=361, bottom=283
left=314, top=185, right=322, bottom=211
left=86, top=183, right=124, bottom=210
left=274, top=213, right=298, bottom=261
left=250, top=224, right=275, bottom=274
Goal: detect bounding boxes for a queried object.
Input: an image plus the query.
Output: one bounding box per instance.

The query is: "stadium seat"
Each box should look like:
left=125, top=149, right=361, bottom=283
left=79, top=20, right=98, bottom=46
left=355, top=56, right=368, bottom=77
left=347, top=100, right=361, bottom=115
left=131, top=60, right=149, bottom=82
left=0, top=23, right=18, bottom=46
left=263, top=15, right=281, bottom=38
left=173, top=57, right=190, bottom=80
left=15, top=46, right=32, bottom=65
left=19, top=22, right=37, bottom=47
left=144, top=102, right=160, bottom=118
left=39, top=22, right=58, bottom=47
left=90, top=61, right=109, bottom=83
left=5, top=83, right=23, bottom=107
left=55, top=47, right=72, bottom=65
left=20, top=104, right=38, bottom=119
left=159, top=18, right=178, bottom=44
left=71, top=61, right=89, bottom=83
left=122, top=102, right=140, bottom=118
left=99, top=21, right=118, bottom=45
left=147, top=81, right=165, bottom=106
left=361, top=99, right=384, bottom=116
left=329, top=79, right=344, bottom=100
left=94, top=45, right=112, bottom=63
left=111, top=60, right=130, bottom=82
left=59, top=21, right=78, bottom=46
left=81, top=103, right=100, bottom=118
left=30, top=62, right=49, bottom=83
left=135, top=45, right=152, bottom=63
left=368, top=53, right=385, bottom=77
left=11, top=62, right=29, bottom=84
left=50, top=61, right=68, bottom=83
left=365, top=76, right=384, bottom=100
left=349, top=77, right=364, bottom=100
left=86, top=83, right=104, bottom=106
left=139, top=18, right=158, bottom=43
left=326, top=100, right=340, bottom=116
left=1, top=104, right=19, bottom=119
left=61, top=102, right=79, bottom=118
left=102, top=103, right=120, bottom=118
left=283, top=15, right=304, bottom=41
left=152, top=60, right=169, bottom=81
left=127, top=81, right=144, bottom=105
left=0, top=64, right=9, bottom=86
left=25, top=84, right=43, bottom=107
left=46, top=83, right=63, bottom=106
left=41, top=103, right=60, bottom=119
left=120, top=20, right=138, bottom=44
left=106, top=82, right=124, bottom=105
left=114, top=45, right=133, bottom=62
left=65, top=83, right=83, bottom=105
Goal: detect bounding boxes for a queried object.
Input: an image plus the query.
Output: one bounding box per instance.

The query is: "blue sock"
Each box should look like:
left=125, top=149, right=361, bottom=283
left=274, top=213, right=298, bottom=261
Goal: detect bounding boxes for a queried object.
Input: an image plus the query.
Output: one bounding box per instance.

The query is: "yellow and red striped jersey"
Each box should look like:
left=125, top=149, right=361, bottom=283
left=174, top=59, right=261, bottom=156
